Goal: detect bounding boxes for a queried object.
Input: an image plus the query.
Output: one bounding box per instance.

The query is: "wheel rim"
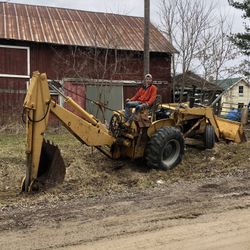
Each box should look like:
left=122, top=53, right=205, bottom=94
left=109, top=114, right=121, bottom=137
left=161, top=139, right=181, bottom=168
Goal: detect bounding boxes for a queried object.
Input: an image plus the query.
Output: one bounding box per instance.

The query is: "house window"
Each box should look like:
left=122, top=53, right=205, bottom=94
left=239, top=86, right=244, bottom=96
left=238, top=103, right=244, bottom=109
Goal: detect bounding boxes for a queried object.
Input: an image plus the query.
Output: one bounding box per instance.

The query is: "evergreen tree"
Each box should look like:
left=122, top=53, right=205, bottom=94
left=229, top=0, right=250, bottom=56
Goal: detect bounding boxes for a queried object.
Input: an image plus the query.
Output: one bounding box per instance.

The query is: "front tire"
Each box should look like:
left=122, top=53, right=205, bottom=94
left=145, top=127, right=184, bottom=170
left=204, top=125, right=215, bottom=149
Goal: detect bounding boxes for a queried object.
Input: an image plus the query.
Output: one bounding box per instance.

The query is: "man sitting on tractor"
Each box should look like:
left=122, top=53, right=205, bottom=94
left=125, top=74, right=157, bottom=126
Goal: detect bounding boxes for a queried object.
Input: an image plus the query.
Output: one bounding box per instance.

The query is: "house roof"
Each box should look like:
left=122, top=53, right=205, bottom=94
left=174, top=71, right=222, bottom=91
left=0, top=2, right=177, bottom=53
left=215, top=77, right=246, bottom=90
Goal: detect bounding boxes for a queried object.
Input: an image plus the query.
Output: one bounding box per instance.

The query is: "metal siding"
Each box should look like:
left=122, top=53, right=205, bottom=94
left=0, top=2, right=177, bottom=53
left=64, top=82, right=86, bottom=117
left=16, top=3, right=26, bottom=16
left=86, top=84, right=123, bottom=123
left=108, top=14, right=126, bottom=49
left=33, top=7, right=46, bottom=42
left=56, top=8, right=71, bottom=45
left=0, top=14, right=4, bottom=37
left=19, top=15, right=28, bottom=41
left=84, top=12, right=104, bottom=48
left=54, top=20, right=65, bottom=44
left=65, top=10, right=82, bottom=45
left=75, top=11, right=92, bottom=47
left=76, top=12, right=93, bottom=47
left=119, top=15, right=139, bottom=50
left=67, top=9, right=81, bottom=22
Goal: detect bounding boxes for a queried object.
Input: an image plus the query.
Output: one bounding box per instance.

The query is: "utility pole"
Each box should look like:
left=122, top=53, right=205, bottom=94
left=144, top=0, right=150, bottom=75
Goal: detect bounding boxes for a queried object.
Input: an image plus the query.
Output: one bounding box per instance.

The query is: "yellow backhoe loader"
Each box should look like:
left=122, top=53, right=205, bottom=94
left=21, top=72, right=246, bottom=192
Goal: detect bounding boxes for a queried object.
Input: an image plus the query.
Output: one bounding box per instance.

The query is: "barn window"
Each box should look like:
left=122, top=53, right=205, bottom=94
left=239, top=86, right=244, bottom=96
left=0, top=45, right=30, bottom=78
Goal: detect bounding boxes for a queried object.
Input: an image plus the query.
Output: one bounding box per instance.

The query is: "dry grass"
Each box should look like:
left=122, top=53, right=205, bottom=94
left=0, top=129, right=249, bottom=207
left=0, top=123, right=25, bottom=134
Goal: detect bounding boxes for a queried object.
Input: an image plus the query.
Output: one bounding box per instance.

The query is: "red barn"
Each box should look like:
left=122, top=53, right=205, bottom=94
left=0, top=2, right=177, bottom=124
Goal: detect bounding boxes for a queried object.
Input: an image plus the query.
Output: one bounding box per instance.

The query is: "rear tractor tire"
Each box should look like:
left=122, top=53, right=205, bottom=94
left=145, top=127, right=184, bottom=170
left=204, top=124, right=215, bottom=149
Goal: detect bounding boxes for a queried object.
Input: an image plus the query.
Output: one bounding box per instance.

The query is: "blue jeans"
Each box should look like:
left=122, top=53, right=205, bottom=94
left=125, top=101, right=142, bottom=122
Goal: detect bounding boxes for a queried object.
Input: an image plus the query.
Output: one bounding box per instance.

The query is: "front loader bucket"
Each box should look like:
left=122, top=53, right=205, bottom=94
left=22, top=140, right=66, bottom=192
left=215, top=116, right=247, bottom=143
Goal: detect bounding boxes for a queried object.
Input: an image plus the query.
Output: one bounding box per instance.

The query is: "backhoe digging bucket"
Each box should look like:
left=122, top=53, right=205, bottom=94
left=22, top=140, right=66, bottom=192
left=37, top=140, right=66, bottom=188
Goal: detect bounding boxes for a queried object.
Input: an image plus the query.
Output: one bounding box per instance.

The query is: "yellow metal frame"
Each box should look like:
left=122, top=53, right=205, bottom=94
left=23, top=72, right=51, bottom=190
left=161, top=104, right=246, bottom=143
left=22, top=73, right=246, bottom=192
left=23, top=72, right=116, bottom=191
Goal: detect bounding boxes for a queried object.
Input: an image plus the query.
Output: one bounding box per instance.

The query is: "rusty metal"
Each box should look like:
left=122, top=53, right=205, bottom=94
left=0, top=2, right=177, bottom=53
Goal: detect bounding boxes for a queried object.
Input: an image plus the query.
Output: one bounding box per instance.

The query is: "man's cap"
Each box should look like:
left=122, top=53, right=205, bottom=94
left=145, top=73, right=152, bottom=79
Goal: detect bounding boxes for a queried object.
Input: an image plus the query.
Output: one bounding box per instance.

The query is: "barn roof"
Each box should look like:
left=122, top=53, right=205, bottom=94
left=0, top=2, right=177, bottom=53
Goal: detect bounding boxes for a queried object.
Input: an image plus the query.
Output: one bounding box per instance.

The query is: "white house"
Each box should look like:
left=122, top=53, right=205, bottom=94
left=217, top=78, right=250, bottom=115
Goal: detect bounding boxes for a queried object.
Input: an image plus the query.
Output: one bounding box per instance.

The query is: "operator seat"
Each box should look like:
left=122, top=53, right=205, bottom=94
left=149, top=94, right=162, bottom=122
left=134, top=95, right=162, bottom=127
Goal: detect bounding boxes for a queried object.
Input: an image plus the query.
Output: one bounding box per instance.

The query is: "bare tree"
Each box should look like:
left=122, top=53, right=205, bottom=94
left=159, top=0, right=215, bottom=101
left=196, top=16, right=237, bottom=83
left=159, top=0, right=179, bottom=101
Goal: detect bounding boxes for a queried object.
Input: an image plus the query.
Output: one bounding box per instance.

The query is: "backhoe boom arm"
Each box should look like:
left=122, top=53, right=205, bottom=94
left=22, top=72, right=115, bottom=192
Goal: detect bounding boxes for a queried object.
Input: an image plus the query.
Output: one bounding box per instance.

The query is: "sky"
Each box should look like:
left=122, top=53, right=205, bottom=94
left=0, top=0, right=246, bottom=33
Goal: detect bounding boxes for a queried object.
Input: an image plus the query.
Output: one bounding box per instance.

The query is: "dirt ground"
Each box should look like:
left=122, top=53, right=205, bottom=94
left=0, top=129, right=250, bottom=249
